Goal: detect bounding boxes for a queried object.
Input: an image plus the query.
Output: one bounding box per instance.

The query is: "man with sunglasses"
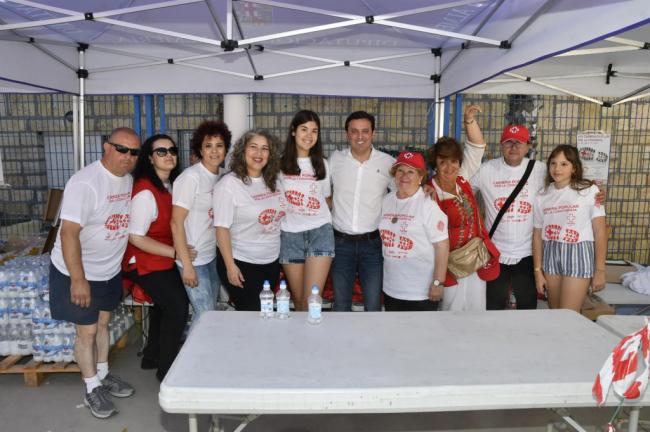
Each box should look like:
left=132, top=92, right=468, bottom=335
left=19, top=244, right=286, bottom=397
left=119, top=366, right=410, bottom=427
left=50, top=127, right=140, bottom=419
left=467, top=115, right=546, bottom=311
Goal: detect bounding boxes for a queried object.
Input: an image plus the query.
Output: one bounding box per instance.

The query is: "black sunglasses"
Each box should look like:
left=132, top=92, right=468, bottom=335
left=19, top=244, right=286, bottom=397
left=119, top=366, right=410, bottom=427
left=108, top=141, right=141, bottom=156
left=152, top=146, right=179, bottom=157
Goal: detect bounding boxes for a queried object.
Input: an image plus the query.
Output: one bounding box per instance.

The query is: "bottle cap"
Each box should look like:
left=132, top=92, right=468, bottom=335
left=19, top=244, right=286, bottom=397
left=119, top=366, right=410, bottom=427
left=280, top=280, right=287, bottom=289
left=311, top=285, right=319, bottom=293
left=263, top=280, right=270, bottom=289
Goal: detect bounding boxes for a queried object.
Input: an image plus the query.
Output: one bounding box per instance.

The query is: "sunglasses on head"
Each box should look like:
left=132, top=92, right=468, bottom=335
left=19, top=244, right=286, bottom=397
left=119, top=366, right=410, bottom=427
left=108, top=141, right=141, bottom=156
left=152, top=146, right=179, bottom=157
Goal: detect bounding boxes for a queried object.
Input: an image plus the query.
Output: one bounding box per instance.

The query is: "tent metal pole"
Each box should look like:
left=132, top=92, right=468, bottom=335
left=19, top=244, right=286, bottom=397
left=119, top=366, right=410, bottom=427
left=133, top=96, right=142, bottom=138
left=226, top=0, right=233, bottom=40
left=508, top=0, right=555, bottom=44
left=612, top=83, right=650, bottom=105
left=433, top=53, right=442, bottom=141
left=78, top=47, right=86, bottom=170
left=441, top=0, right=506, bottom=75
left=72, top=95, right=79, bottom=172
left=454, top=95, right=463, bottom=141
left=504, top=72, right=603, bottom=105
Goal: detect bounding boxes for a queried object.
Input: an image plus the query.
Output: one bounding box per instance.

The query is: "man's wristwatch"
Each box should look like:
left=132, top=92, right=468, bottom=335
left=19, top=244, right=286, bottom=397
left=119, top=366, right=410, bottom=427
left=432, top=279, right=442, bottom=287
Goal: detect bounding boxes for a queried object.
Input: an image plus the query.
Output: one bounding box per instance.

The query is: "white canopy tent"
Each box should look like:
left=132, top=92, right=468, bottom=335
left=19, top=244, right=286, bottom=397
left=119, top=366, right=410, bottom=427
left=0, top=0, right=649, bottom=165
left=470, top=24, right=650, bottom=106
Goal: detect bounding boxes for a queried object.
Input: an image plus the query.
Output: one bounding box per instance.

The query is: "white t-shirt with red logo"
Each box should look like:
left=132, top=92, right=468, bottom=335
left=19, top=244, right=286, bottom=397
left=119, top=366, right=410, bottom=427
left=172, top=162, right=220, bottom=266
left=51, top=160, right=133, bottom=281
left=470, top=157, right=546, bottom=263
left=213, top=173, right=284, bottom=264
left=533, top=184, right=605, bottom=243
left=279, top=157, right=331, bottom=233
left=378, top=188, right=449, bottom=301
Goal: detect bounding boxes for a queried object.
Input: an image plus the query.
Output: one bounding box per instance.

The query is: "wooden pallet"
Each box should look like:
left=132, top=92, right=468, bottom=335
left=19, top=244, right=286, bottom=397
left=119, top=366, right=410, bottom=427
left=0, top=331, right=129, bottom=387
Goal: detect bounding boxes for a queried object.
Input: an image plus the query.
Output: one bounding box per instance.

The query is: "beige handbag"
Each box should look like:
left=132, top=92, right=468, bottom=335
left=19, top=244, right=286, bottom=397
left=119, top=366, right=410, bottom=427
left=447, top=237, right=490, bottom=279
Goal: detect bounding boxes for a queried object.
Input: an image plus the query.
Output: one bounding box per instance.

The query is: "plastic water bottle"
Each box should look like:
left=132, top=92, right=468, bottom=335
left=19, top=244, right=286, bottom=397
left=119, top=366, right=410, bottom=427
left=0, top=322, right=9, bottom=355
left=276, top=280, right=290, bottom=320
left=508, top=291, right=517, bottom=310
left=32, top=334, right=44, bottom=361
left=17, top=323, right=32, bottom=355
left=307, top=285, right=322, bottom=325
left=8, top=323, right=20, bottom=355
left=259, top=280, right=274, bottom=319
left=62, top=334, right=75, bottom=362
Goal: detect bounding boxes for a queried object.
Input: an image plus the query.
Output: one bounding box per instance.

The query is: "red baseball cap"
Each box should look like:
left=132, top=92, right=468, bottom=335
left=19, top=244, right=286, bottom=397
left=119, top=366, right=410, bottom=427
left=392, top=151, right=426, bottom=171
left=500, top=124, right=530, bottom=144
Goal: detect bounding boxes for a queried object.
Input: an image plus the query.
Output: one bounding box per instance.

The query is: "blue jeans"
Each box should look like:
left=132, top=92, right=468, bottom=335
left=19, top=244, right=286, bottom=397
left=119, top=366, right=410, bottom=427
left=183, top=257, right=219, bottom=327
left=331, top=236, right=383, bottom=311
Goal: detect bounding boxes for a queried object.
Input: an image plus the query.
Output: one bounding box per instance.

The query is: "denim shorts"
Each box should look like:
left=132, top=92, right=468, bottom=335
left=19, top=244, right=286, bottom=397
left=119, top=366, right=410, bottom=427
left=542, top=240, right=594, bottom=278
left=49, top=263, right=122, bottom=325
left=280, top=223, right=335, bottom=264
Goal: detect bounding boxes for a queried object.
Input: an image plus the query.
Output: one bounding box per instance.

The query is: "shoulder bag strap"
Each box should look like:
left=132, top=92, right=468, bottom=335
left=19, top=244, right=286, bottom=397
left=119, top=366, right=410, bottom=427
left=488, top=159, right=536, bottom=238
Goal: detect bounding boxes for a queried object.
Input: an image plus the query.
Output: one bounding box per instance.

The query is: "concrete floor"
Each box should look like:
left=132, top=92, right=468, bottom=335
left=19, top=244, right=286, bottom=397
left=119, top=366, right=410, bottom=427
left=0, top=326, right=646, bottom=432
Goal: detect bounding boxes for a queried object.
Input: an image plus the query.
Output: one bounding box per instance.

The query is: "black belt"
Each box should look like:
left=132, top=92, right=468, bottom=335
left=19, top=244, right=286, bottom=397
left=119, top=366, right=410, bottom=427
left=333, top=229, right=380, bottom=241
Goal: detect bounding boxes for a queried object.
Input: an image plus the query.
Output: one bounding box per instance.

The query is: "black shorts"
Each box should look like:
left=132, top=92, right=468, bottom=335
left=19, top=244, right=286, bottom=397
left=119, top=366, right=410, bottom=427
left=49, top=263, right=122, bottom=325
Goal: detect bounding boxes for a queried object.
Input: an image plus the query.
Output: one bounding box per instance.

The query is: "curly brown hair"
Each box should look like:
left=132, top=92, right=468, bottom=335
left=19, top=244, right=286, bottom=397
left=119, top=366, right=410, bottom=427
left=191, top=120, right=232, bottom=160
left=229, top=129, right=281, bottom=192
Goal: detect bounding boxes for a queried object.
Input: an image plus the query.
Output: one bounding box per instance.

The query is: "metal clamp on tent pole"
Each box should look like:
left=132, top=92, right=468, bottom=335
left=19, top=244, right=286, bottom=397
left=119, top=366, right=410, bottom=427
left=84, top=12, right=94, bottom=21
left=431, top=48, right=441, bottom=57
left=606, top=63, right=617, bottom=84
left=365, top=15, right=374, bottom=24
left=500, top=40, right=512, bottom=49
left=221, top=39, right=239, bottom=51
left=430, top=74, right=441, bottom=83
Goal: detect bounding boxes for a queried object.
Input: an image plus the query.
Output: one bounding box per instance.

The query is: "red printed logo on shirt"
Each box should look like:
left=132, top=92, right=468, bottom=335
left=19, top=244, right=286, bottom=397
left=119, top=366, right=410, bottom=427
left=494, top=197, right=515, bottom=213
left=380, top=229, right=395, bottom=248
left=258, top=209, right=277, bottom=225
left=306, top=197, right=321, bottom=210
left=518, top=200, right=532, bottom=214
left=437, top=220, right=446, bottom=232
left=563, top=229, right=580, bottom=243
left=104, top=214, right=129, bottom=231
left=285, top=190, right=304, bottom=207
left=545, top=224, right=561, bottom=241
left=397, top=236, right=413, bottom=251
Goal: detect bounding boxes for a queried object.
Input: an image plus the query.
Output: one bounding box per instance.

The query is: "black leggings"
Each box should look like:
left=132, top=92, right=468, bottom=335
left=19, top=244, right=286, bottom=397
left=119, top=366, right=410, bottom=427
left=216, top=249, right=280, bottom=311
left=486, top=255, right=537, bottom=310
left=125, top=267, right=189, bottom=376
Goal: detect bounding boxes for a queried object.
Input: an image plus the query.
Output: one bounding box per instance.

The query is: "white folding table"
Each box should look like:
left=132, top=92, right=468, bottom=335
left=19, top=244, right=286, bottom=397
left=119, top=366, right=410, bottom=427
left=597, top=314, right=649, bottom=338
left=598, top=283, right=650, bottom=314
left=160, top=310, right=650, bottom=432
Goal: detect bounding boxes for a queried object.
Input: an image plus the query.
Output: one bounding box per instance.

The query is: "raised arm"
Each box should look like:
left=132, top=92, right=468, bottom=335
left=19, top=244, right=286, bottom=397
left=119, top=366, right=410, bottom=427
left=464, top=104, right=485, bottom=146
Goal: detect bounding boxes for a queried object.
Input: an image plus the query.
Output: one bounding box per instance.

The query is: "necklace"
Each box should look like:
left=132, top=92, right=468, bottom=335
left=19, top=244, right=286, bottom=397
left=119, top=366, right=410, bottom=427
left=392, top=193, right=413, bottom=223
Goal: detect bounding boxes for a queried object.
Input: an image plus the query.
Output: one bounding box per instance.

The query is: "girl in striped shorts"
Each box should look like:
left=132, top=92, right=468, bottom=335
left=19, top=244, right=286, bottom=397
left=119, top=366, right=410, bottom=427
left=532, top=144, right=607, bottom=312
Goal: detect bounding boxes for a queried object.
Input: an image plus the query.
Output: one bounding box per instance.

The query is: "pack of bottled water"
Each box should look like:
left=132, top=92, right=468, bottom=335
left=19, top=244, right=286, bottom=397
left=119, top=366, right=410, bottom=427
left=0, top=254, right=135, bottom=361
left=0, top=254, right=50, bottom=358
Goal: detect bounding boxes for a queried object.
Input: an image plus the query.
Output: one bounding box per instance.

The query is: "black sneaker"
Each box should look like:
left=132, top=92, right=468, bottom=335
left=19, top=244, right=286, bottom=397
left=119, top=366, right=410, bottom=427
left=84, top=386, right=117, bottom=419
left=101, top=373, right=135, bottom=398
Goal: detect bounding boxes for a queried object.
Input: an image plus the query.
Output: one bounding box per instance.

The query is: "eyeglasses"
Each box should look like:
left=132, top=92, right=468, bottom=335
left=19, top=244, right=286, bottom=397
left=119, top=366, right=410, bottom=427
left=152, top=146, right=179, bottom=157
left=501, top=140, right=527, bottom=149
left=108, top=141, right=141, bottom=156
